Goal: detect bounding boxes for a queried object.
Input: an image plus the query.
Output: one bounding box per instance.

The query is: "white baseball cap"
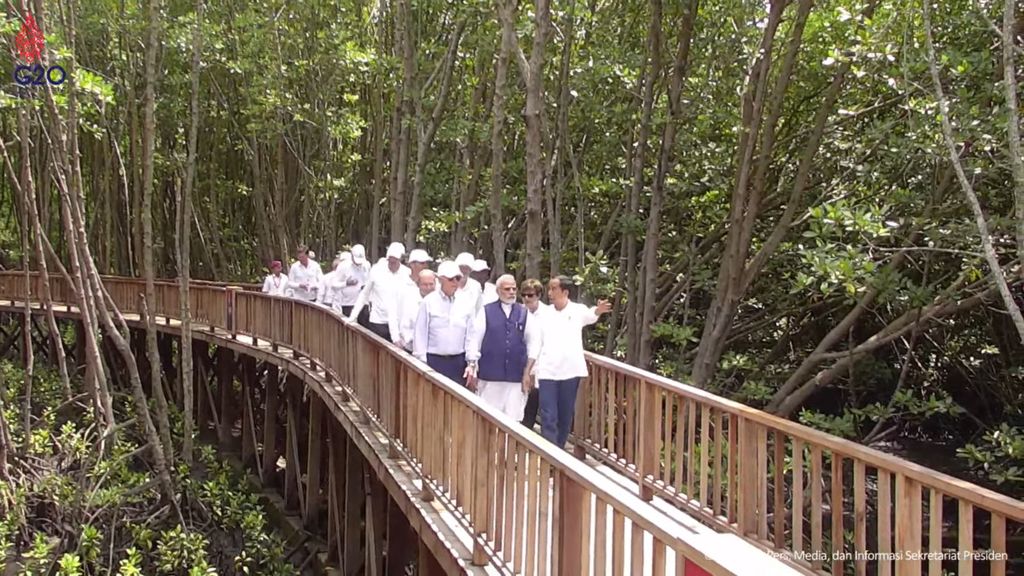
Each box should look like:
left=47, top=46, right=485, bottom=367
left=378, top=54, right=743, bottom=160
left=350, top=244, right=366, bottom=264
left=408, top=248, right=432, bottom=263
left=437, top=261, right=462, bottom=279
left=470, top=259, right=489, bottom=272
left=386, top=242, right=405, bottom=259
left=455, top=252, right=475, bottom=267
left=385, top=241, right=405, bottom=258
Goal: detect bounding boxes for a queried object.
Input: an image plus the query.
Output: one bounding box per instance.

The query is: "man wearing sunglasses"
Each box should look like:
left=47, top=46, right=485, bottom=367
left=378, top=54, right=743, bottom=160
left=413, top=261, right=477, bottom=387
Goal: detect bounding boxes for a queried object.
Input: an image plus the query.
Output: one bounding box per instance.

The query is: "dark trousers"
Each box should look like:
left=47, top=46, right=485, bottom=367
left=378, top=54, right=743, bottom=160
left=427, top=353, right=467, bottom=387
left=538, top=378, right=580, bottom=449
left=367, top=321, right=390, bottom=341
left=521, top=388, right=539, bottom=429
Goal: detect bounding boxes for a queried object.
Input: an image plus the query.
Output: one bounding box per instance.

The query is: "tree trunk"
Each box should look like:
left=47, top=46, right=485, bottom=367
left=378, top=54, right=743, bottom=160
left=142, top=0, right=174, bottom=459
left=517, top=0, right=551, bottom=279
left=19, top=126, right=33, bottom=436
left=547, top=0, right=575, bottom=278
left=177, top=0, right=202, bottom=465
left=638, top=0, right=698, bottom=368
left=491, top=0, right=514, bottom=274
left=923, top=0, right=1024, bottom=343
left=624, top=0, right=661, bottom=364
left=1003, top=0, right=1024, bottom=267
left=391, top=0, right=414, bottom=243
left=406, top=22, right=464, bottom=247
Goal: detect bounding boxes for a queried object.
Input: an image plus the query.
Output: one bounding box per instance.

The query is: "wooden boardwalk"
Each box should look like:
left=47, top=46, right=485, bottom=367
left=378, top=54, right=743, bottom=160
left=1, top=272, right=1021, bottom=576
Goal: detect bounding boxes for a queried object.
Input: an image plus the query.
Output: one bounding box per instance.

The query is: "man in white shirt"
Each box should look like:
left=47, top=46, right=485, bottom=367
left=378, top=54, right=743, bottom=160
left=535, top=275, right=611, bottom=449
left=413, top=261, right=476, bottom=387
left=472, top=259, right=499, bottom=306
left=261, top=260, right=290, bottom=296
left=288, top=246, right=323, bottom=302
left=465, top=275, right=540, bottom=420
left=318, top=252, right=353, bottom=310
left=518, top=278, right=548, bottom=429
left=455, top=252, right=483, bottom=304
left=391, top=249, right=434, bottom=350
left=395, top=269, right=437, bottom=352
left=336, top=244, right=370, bottom=319
left=348, top=242, right=409, bottom=341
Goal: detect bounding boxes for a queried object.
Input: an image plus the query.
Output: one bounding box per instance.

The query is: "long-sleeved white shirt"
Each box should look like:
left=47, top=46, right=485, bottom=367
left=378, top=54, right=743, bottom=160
left=481, top=282, right=499, bottom=306
left=394, top=283, right=428, bottom=350
left=465, top=301, right=541, bottom=368
left=413, top=289, right=476, bottom=361
left=335, top=260, right=370, bottom=307
left=262, top=273, right=290, bottom=296
left=288, top=260, right=323, bottom=301
left=348, top=260, right=411, bottom=334
left=317, top=269, right=345, bottom=309
left=534, top=301, right=600, bottom=380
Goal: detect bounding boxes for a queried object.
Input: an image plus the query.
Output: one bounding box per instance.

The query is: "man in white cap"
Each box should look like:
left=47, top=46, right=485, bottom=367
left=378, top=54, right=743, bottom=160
left=391, top=248, right=434, bottom=350
left=413, top=261, right=476, bottom=387
left=465, top=274, right=540, bottom=420
left=288, top=245, right=322, bottom=302
left=472, top=259, right=498, bottom=306
left=335, top=244, right=370, bottom=319
left=348, top=241, right=409, bottom=341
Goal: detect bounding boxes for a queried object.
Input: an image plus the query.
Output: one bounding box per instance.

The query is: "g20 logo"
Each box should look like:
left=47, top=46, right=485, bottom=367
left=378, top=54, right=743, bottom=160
left=14, top=63, right=66, bottom=86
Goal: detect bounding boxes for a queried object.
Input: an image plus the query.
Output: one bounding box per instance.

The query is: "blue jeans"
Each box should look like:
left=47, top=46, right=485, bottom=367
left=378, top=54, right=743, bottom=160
left=538, top=378, right=580, bottom=449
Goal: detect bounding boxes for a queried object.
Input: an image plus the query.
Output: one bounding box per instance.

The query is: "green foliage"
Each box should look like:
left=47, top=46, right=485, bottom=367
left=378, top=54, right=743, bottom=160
left=957, top=424, right=1024, bottom=490
left=0, top=361, right=296, bottom=574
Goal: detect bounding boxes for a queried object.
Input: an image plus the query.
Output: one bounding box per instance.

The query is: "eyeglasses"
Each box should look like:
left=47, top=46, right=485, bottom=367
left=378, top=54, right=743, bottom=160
left=521, top=292, right=537, bottom=298
left=443, top=275, right=462, bottom=282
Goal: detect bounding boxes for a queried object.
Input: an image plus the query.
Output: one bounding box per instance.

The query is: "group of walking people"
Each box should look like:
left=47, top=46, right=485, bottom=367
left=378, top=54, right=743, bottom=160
left=261, top=242, right=611, bottom=450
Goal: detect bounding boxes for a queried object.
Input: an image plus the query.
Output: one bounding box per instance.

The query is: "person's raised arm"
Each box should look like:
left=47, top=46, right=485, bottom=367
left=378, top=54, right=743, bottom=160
left=347, top=276, right=373, bottom=321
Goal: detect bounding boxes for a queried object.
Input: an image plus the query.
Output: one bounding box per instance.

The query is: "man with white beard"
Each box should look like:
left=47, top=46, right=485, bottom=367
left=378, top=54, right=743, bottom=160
left=465, top=274, right=540, bottom=420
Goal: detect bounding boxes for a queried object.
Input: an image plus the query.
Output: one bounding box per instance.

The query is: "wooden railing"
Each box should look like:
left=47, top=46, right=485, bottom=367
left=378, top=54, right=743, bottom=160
left=0, top=271, right=798, bottom=576
left=575, top=354, right=1024, bottom=575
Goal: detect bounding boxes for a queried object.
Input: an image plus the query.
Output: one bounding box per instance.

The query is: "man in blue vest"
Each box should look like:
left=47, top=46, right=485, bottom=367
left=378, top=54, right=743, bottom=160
left=465, top=274, right=541, bottom=420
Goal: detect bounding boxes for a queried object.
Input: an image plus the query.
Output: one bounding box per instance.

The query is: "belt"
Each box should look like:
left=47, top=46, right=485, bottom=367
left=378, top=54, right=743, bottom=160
left=427, top=352, right=465, bottom=359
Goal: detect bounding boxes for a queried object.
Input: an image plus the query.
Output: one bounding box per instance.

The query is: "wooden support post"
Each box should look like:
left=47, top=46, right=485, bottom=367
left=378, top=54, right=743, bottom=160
left=638, top=380, right=657, bottom=501
left=385, top=496, right=415, bottom=576
left=284, top=375, right=303, bottom=513
left=556, top=472, right=585, bottom=576
left=158, top=333, right=178, bottom=408
left=417, top=540, right=444, bottom=576
left=327, top=422, right=348, bottom=566
left=225, top=286, right=240, bottom=337
left=193, top=340, right=212, bottom=440
left=241, top=355, right=258, bottom=469
left=344, top=439, right=366, bottom=576
left=262, top=364, right=281, bottom=485
left=365, top=474, right=387, bottom=576
left=304, top=397, right=324, bottom=529
left=737, top=417, right=759, bottom=535
left=73, top=320, right=86, bottom=376
left=216, top=346, right=236, bottom=449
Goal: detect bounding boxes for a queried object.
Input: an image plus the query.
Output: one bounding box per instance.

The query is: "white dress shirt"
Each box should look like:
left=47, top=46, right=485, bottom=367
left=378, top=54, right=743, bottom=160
left=534, top=301, right=599, bottom=380
left=349, top=260, right=411, bottom=335
left=335, top=260, right=370, bottom=307
left=288, top=260, right=323, bottom=301
left=317, top=270, right=341, bottom=307
left=394, top=282, right=428, bottom=350
left=413, top=289, right=476, bottom=361
left=481, top=282, right=499, bottom=306
left=262, top=273, right=290, bottom=296
left=465, top=301, right=541, bottom=364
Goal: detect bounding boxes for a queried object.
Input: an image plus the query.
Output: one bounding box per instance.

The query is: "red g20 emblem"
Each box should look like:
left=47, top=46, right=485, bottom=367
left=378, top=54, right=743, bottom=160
left=13, top=13, right=65, bottom=87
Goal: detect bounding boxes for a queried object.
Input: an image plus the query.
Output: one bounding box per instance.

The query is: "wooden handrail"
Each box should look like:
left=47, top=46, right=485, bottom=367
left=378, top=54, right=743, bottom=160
left=577, top=344, right=1022, bottom=574
left=0, top=271, right=802, bottom=576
